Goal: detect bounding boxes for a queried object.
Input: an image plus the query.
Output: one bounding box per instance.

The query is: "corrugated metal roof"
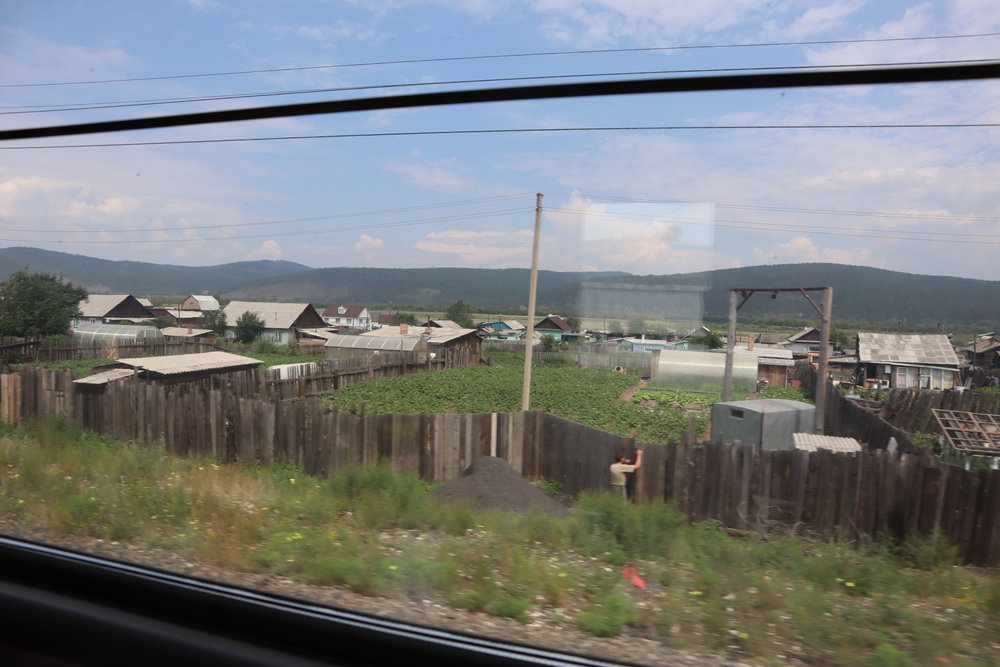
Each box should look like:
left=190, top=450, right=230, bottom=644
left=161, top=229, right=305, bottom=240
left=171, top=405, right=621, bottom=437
left=793, top=433, right=862, bottom=453
left=324, top=334, right=421, bottom=351
left=222, top=301, right=315, bottom=330
left=137, top=298, right=153, bottom=307
left=322, top=304, right=367, bottom=318
left=857, top=332, right=960, bottom=366
left=361, top=325, right=476, bottom=344
left=100, top=351, right=261, bottom=376
left=152, top=310, right=203, bottom=319
left=787, top=327, right=820, bottom=342
left=161, top=327, right=213, bottom=338
left=425, top=319, right=462, bottom=328
left=759, top=358, right=795, bottom=366
left=188, top=295, right=220, bottom=310
left=78, top=294, right=133, bottom=317
left=297, top=328, right=339, bottom=340
left=73, top=368, right=137, bottom=385
left=731, top=345, right=794, bottom=359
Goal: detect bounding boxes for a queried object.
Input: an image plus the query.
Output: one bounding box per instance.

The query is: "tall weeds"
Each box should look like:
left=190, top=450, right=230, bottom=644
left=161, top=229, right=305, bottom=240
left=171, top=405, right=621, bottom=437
left=0, top=420, right=997, bottom=665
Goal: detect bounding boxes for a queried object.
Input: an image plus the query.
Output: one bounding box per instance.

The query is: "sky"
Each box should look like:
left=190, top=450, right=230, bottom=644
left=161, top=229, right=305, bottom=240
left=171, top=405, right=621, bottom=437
left=0, top=0, right=999, bottom=281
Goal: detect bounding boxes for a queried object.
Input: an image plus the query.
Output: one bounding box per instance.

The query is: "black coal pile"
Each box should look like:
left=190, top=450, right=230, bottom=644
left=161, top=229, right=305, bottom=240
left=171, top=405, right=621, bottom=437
left=432, top=456, right=570, bottom=518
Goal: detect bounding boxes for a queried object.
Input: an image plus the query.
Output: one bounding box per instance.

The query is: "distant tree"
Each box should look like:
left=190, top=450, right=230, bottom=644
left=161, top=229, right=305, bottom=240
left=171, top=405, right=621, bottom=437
left=201, top=310, right=227, bottom=337
left=234, top=311, right=265, bottom=344
left=607, top=320, right=624, bottom=337
left=687, top=330, right=724, bottom=349
left=0, top=270, right=87, bottom=338
left=540, top=334, right=558, bottom=352
left=564, top=315, right=581, bottom=332
left=830, top=328, right=853, bottom=351
left=393, top=312, right=418, bottom=326
left=626, top=315, right=646, bottom=336
left=445, top=299, right=475, bottom=328
left=151, top=315, right=174, bottom=329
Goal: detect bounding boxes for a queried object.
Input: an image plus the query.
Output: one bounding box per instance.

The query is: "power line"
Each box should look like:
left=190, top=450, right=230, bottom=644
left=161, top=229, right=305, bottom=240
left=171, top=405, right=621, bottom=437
left=2, top=62, right=998, bottom=143
left=3, top=122, right=996, bottom=150
left=548, top=194, right=1000, bottom=223
left=4, top=58, right=992, bottom=116
left=0, top=208, right=534, bottom=245
left=0, top=194, right=533, bottom=234
left=4, top=32, right=998, bottom=89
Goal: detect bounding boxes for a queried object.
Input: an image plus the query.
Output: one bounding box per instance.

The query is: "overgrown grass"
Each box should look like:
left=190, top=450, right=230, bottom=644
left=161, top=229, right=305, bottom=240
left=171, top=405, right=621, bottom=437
left=1, top=419, right=997, bottom=665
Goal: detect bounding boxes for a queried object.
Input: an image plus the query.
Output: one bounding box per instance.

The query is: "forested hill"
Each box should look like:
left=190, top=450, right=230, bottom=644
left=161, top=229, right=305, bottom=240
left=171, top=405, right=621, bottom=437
left=586, top=263, right=1000, bottom=327
left=0, top=247, right=310, bottom=295
left=223, top=267, right=628, bottom=308
left=1, top=247, right=996, bottom=327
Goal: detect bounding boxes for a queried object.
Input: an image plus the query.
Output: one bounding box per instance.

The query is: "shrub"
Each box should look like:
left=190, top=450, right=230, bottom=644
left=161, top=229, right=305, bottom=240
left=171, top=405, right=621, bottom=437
left=577, top=592, right=635, bottom=637
left=897, top=529, right=957, bottom=570
left=486, top=596, right=532, bottom=622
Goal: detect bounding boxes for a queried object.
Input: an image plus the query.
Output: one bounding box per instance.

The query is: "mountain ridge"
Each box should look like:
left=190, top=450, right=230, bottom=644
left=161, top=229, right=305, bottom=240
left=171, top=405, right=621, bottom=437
left=0, top=248, right=995, bottom=327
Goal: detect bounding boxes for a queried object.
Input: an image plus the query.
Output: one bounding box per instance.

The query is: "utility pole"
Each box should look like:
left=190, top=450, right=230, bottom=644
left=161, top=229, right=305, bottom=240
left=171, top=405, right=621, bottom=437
left=722, top=290, right=738, bottom=401
left=521, top=193, right=543, bottom=411
left=722, top=286, right=833, bottom=433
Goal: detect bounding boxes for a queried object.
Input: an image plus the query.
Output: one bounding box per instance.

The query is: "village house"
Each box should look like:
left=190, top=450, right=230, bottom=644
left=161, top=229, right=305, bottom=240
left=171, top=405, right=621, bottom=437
left=855, top=332, right=961, bottom=390
left=965, top=334, right=1000, bottom=371
left=321, top=304, right=371, bottom=331
left=180, top=294, right=221, bottom=311
left=222, top=301, right=325, bottom=344
left=534, top=315, right=584, bottom=343
left=72, top=294, right=153, bottom=327
left=422, top=319, right=463, bottom=328
left=477, top=320, right=525, bottom=341
left=783, top=326, right=834, bottom=357
left=359, top=324, right=482, bottom=367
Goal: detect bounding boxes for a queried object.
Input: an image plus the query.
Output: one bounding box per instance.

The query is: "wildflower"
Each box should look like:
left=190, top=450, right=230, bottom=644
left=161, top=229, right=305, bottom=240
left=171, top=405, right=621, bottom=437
left=289, top=478, right=296, bottom=485
left=845, top=582, right=855, bottom=588
left=388, top=565, right=398, bottom=571
left=689, top=590, right=703, bottom=596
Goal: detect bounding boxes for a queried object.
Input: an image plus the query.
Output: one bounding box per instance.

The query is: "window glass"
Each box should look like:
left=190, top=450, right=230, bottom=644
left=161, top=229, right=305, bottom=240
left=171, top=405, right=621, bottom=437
left=1, top=3, right=999, bottom=665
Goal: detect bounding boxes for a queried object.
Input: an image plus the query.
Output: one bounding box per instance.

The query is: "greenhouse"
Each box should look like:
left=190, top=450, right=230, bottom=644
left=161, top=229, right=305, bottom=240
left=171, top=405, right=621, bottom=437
left=648, top=349, right=758, bottom=393
left=71, top=323, right=165, bottom=347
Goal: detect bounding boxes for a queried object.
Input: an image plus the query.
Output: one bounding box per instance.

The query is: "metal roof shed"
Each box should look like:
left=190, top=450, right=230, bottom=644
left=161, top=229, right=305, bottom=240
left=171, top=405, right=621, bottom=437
left=712, top=399, right=816, bottom=451
left=91, top=351, right=262, bottom=383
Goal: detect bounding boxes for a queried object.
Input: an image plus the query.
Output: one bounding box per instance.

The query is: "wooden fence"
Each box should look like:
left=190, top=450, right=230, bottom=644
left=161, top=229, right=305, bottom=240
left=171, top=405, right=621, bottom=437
left=1, top=365, right=998, bottom=565
left=264, top=354, right=447, bottom=400
left=879, top=388, right=1000, bottom=434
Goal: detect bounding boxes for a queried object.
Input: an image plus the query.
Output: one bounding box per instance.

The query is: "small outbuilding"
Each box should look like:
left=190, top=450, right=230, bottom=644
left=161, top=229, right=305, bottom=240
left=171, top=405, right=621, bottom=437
left=712, top=399, right=816, bottom=451
left=79, top=351, right=262, bottom=386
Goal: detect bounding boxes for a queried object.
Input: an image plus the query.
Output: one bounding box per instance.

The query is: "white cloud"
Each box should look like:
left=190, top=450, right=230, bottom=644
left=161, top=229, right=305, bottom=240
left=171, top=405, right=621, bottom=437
left=412, top=239, right=527, bottom=263
left=354, top=233, right=384, bottom=262
left=783, top=0, right=866, bottom=39
left=248, top=240, right=284, bottom=260
left=751, top=236, right=878, bottom=266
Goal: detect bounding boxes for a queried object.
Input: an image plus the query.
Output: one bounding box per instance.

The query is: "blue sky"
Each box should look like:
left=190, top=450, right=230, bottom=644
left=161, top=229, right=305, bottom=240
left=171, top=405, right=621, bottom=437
left=1, top=0, right=998, bottom=280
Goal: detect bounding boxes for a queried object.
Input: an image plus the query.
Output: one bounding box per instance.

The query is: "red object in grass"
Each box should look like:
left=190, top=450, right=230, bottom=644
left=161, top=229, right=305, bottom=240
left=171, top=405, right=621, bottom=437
left=621, top=566, right=646, bottom=589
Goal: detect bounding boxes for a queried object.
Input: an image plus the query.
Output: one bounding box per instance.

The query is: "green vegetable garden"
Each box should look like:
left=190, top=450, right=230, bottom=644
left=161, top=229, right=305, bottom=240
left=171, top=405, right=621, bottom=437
left=322, top=360, right=713, bottom=442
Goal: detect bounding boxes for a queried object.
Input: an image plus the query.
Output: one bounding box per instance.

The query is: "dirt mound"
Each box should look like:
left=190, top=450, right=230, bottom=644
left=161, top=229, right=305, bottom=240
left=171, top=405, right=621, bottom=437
left=432, top=456, right=570, bottom=518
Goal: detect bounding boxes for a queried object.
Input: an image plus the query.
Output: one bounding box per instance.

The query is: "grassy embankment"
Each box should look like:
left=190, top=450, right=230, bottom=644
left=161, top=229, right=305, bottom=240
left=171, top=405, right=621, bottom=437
left=1, top=419, right=997, bottom=665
